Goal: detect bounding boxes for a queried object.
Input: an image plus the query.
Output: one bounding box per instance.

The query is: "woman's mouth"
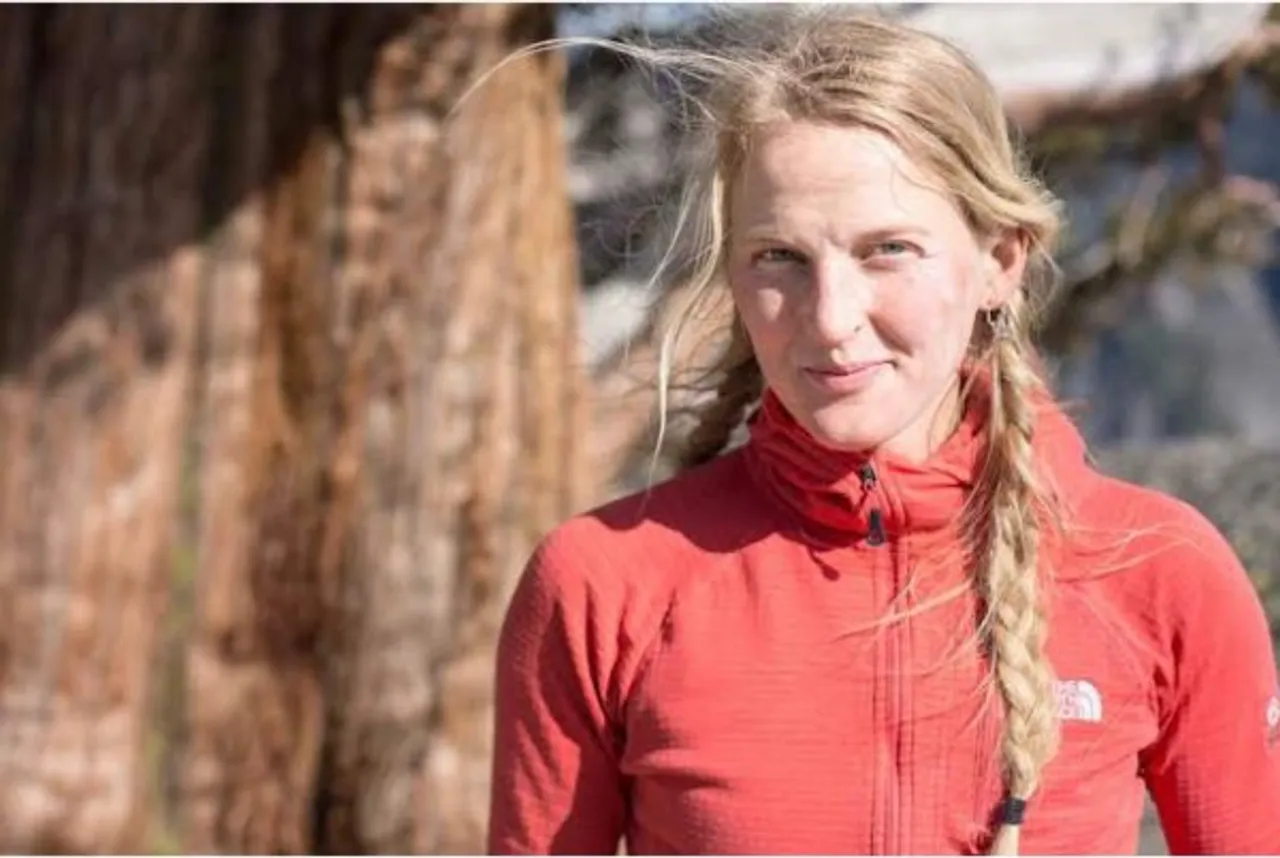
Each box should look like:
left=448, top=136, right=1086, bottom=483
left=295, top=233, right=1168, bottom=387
left=802, top=360, right=890, bottom=394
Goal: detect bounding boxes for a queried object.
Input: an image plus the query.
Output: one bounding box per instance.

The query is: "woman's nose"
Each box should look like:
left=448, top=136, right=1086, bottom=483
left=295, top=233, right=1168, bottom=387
left=807, top=256, right=873, bottom=345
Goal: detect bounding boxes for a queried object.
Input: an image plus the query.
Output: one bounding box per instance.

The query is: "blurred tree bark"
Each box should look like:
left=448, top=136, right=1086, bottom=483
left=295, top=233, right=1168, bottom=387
left=0, top=4, right=583, bottom=854
left=179, top=5, right=584, bottom=855
left=0, top=6, right=211, bottom=852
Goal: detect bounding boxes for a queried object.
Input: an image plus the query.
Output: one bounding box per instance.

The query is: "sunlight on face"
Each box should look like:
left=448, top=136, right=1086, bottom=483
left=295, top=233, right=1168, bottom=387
left=726, top=121, right=1023, bottom=462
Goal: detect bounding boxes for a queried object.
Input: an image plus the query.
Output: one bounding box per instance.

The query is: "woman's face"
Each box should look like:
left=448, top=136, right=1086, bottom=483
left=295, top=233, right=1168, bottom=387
left=726, top=120, right=1026, bottom=462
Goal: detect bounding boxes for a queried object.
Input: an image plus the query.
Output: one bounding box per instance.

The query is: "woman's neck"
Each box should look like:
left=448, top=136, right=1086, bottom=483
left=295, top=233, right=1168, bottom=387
left=873, top=374, right=967, bottom=466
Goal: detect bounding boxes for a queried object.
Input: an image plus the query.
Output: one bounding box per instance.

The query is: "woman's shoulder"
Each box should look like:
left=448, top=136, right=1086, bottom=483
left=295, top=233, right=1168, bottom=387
left=1065, top=464, right=1254, bottom=604
left=1063, top=463, right=1276, bottom=743
left=524, top=448, right=775, bottom=604
left=495, top=455, right=772, bottom=738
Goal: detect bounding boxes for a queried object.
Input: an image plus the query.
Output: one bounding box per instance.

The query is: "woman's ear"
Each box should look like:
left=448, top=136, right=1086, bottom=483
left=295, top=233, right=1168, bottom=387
left=980, top=228, right=1029, bottom=310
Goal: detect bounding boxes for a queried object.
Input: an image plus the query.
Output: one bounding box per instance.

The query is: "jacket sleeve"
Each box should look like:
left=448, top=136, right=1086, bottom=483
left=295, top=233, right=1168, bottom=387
left=1140, top=510, right=1280, bottom=855
left=487, top=531, right=627, bottom=855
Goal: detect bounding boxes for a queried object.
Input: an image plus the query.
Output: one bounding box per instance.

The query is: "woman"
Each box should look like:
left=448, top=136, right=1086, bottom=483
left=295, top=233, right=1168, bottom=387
left=487, top=9, right=1280, bottom=855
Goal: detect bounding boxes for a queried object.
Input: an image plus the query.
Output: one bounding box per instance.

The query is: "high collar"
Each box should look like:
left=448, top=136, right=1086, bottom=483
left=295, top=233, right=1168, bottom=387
left=743, top=376, right=1090, bottom=546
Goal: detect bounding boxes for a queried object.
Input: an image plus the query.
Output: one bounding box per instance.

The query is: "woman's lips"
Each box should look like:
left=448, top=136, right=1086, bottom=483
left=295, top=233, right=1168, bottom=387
left=802, top=360, right=890, bottom=394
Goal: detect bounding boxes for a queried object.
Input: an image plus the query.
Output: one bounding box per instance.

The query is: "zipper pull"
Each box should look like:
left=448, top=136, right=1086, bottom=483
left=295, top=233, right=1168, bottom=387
left=858, top=462, right=878, bottom=491
left=858, top=462, right=886, bottom=546
left=867, top=508, right=886, bottom=547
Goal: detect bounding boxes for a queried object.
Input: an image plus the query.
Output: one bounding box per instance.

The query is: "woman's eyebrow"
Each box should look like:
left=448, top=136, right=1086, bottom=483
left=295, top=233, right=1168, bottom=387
left=737, top=222, right=933, bottom=243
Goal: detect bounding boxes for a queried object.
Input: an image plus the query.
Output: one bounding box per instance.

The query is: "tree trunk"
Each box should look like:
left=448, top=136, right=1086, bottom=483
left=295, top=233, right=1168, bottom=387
left=0, top=4, right=581, bottom=853
left=313, top=8, right=586, bottom=851
left=0, top=6, right=212, bottom=852
left=177, top=5, right=584, bottom=854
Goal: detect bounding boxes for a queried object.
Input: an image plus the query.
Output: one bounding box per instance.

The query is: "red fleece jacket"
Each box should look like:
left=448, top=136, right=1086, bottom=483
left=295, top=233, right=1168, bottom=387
left=488, top=389, right=1280, bottom=855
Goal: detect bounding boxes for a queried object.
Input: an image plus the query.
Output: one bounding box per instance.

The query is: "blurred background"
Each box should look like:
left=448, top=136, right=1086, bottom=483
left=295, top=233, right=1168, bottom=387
left=0, top=2, right=1277, bottom=854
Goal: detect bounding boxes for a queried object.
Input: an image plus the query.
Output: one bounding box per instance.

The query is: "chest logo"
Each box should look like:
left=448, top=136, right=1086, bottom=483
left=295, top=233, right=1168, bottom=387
left=1054, top=679, right=1103, bottom=723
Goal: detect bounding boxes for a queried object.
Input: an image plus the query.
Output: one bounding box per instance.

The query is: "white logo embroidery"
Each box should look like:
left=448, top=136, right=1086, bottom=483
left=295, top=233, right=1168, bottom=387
left=1054, top=679, right=1103, bottom=723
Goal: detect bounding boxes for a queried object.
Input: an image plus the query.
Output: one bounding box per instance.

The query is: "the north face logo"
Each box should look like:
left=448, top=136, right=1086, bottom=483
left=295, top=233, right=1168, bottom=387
left=1054, top=679, right=1103, bottom=723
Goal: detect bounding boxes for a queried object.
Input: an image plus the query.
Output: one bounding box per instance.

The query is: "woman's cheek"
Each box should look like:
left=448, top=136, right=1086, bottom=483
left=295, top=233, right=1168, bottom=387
left=732, top=271, right=788, bottom=326
left=873, top=262, right=970, bottom=342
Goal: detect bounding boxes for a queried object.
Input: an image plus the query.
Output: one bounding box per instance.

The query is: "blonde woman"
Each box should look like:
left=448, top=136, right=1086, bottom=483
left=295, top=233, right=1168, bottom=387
left=487, top=8, right=1280, bottom=855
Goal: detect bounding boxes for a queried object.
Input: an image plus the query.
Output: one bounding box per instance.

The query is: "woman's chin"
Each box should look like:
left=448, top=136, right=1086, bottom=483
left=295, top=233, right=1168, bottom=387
left=799, top=408, right=890, bottom=454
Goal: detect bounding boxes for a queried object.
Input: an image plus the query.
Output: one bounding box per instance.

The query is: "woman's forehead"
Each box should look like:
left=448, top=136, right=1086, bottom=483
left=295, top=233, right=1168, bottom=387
left=730, top=122, right=962, bottom=233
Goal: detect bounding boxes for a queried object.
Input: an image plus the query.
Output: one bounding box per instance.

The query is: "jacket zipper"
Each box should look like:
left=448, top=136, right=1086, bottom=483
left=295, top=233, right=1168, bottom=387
left=858, top=462, right=886, bottom=546
left=858, top=460, right=902, bottom=853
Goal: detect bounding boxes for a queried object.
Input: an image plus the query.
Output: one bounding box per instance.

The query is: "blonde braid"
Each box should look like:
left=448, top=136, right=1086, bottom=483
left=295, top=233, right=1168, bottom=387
left=977, top=302, right=1060, bottom=856
left=677, top=317, right=763, bottom=470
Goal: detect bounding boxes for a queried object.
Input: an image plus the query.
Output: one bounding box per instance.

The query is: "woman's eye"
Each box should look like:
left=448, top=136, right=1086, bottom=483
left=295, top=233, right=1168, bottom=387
left=751, top=247, right=808, bottom=267
left=870, top=240, right=912, bottom=258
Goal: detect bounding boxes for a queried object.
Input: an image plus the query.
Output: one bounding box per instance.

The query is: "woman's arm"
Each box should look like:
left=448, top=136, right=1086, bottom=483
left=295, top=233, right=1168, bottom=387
left=1140, top=513, right=1280, bottom=854
left=487, top=534, right=628, bottom=855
